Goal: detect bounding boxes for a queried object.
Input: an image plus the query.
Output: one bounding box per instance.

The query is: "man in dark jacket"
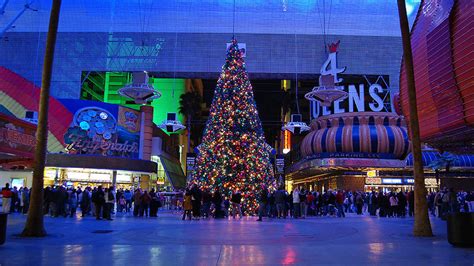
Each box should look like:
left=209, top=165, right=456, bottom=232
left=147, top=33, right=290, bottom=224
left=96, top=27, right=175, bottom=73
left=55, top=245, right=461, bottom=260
left=257, top=187, right=268, bottom=222
left=191, top=184, right=202, bottom=219
left=92, top=186, right=105, bottom=220
left=231, top=190, right=242, bottom=219
left=202, top=189, right=212, bottom=218
left=408, top=190, right=415, bottom=216
left=81, top=187, right=91, bottom=217
left=274, top=187, right=286, bottom=218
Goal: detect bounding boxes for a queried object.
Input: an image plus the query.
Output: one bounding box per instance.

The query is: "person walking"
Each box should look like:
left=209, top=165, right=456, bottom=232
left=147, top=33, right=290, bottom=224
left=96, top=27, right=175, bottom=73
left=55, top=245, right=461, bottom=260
left=140, top=190, right=151, bottom=217
left=287, top=191, right=293, bottom=218
left=92, top=186, right=105, bottom=220
left=355, top=192, right=364, bottom=215
left=335, top=190, right=345, bottom=218
left=389, top=193, right=398, bottom=217
left=56, top=186, right=68, bottom=217
left=441, top=188, right=450, bottom=218
left=231, top=190, right=242, bottom=219
left=306, top=191, right=315, bottom=216
left=397, top=191, right=407, bottom=217
left=327, top=190, right=336, bottom=216
left=104, top=187, right=115, bottom=220
left=11, top=186, right=18, bottom=213
left=274, top=186, right=286, bottom=219
left=43, top=186, right=52, bottom=215
left=448, top=188, right=458, bottom=213
left=18, top=187, right=29, bottom=214
left=299, top=189, right=307, bottom=219
left=191, top=184, right=202, bottom=219
left=1, top=183, right=12, bottom=213
left=133, top=189, right=142, bottom=217
left=256, top=187, right=269, bottom=221
left=292, top=188, right=301, bottom=218
left=182, top=189, right=193, bottom=220
left=212, top=189, right=224, bottom=219
left=466, top=191, right=474, bottom=212
left=201, top=189, right=212, bottom=219
left=68, top=189, right=78, bottom=218
left=149, top=189, right=159, bottom=217
left=123, top=189, right=132, bottom=213
left=80, top=187, right=91, bottom=217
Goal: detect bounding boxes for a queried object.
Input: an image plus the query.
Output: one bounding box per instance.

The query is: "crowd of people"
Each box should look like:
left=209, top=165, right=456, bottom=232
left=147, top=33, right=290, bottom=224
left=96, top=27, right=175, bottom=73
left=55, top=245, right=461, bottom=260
left=254, top=186, right=415, bottom=220
left=0, top=183, right=167, bottom=220
left=178, top=185, right=474, bottom=221
left=2, top=182, right=474, bottom=222
left=0, top=183, right=30, bottom=214
left=428, top=188, right=474, bottom=219
left=181, top=184, right=235, bottom=220
left=254, top=186, right=474, bottom=220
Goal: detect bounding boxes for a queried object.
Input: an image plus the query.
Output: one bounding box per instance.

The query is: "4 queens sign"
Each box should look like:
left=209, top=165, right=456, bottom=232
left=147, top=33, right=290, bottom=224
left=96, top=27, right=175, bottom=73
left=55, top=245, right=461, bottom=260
left=310, top=74, right=393, bottom=120
left=311, top=40, right=392, bottom=119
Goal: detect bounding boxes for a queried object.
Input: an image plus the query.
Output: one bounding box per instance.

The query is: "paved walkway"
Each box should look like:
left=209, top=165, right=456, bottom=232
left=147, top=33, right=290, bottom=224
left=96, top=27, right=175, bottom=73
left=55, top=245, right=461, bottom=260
left=0, top=212, right=473, bottom=265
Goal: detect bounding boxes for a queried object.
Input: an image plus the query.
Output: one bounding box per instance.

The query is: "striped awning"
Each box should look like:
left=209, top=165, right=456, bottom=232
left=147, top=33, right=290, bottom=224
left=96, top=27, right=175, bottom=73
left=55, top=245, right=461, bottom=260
left=160, top=156, right=186, bottom=190
left=405, top=151, right=474, bottom=169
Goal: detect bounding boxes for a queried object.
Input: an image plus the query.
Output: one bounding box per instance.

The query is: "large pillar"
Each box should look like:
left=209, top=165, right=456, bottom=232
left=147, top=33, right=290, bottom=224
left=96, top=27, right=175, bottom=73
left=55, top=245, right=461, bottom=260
left=112, top=170, right=117, bottom=188
left=140, top=105, right=154, bottom=161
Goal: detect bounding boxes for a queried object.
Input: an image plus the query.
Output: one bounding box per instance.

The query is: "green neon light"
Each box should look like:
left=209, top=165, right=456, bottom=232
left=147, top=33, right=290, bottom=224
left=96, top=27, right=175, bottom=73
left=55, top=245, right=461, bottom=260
left=150, top=78, right=185, bottom=135
left=83, top=72, right=185, bottom=135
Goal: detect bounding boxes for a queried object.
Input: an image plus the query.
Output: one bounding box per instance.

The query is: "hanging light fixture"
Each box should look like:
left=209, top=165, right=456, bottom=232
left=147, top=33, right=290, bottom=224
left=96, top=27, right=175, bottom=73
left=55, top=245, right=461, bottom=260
left=158, top=112, right=185, bottom=133
left=304, top=73, right=348, bottom=107
left=282, top=34, right=310, bottom=135
left=282, top=114, right=310, bottom=134
left=118, top=71, right=161, bottom=104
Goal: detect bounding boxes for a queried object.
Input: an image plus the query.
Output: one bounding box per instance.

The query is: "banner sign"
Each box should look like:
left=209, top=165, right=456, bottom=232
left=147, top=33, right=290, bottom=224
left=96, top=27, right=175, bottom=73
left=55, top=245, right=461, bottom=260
left=0, top=114, right=36, bottom=157
left=307, top=152, right=396, bottom=160
left=366, top=177, right=382, bottom=184
left=276, top=154, right=285, bottom=175
left=186, top=153, right=196, bottom=180
left=63, top=102, right=141, bottom=158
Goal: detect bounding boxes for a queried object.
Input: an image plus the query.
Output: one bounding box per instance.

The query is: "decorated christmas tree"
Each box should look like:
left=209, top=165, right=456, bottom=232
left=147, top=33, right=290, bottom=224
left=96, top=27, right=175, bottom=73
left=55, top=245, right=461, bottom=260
left=190, top=39, right=275, bottom=214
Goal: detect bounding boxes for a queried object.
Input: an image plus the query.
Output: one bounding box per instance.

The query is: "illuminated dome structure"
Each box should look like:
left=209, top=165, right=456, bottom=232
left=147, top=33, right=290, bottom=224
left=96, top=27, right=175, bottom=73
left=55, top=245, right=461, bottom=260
left=300, top=112, right=410, bottom=166
left=287, top=110, right=412, bottom=192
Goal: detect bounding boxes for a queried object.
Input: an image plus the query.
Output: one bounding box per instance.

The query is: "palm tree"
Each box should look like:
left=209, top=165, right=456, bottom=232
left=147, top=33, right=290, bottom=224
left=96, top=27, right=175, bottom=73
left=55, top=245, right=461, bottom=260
left=21, top=0, right=62, bottom=237
left=397, top=0, right=433, bottom=237
left=179, top=91, right=202, bottom=150
left=429, top=152, right=458, bottom=184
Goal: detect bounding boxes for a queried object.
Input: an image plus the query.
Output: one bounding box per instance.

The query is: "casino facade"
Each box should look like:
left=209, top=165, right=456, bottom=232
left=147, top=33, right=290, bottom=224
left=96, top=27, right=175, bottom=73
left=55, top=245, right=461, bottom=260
left=0, top=67, right=185, bottom=191
left=285, top=0, right=474, bottom=192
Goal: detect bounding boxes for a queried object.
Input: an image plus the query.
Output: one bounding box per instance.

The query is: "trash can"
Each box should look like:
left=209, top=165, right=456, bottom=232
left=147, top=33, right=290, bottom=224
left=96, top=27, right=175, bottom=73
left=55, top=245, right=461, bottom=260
left=447, top=212, right=474, bottom=247
left=0, top=212, right=7, bottom=245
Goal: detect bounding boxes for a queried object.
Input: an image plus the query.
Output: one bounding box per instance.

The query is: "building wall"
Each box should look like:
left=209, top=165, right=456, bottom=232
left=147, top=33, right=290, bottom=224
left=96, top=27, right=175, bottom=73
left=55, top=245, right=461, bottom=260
left=441, top=178, right=474, bottom=192
left=0, top=171, right=33, bottom=188
left=336, top=176, right=366, bottom=192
